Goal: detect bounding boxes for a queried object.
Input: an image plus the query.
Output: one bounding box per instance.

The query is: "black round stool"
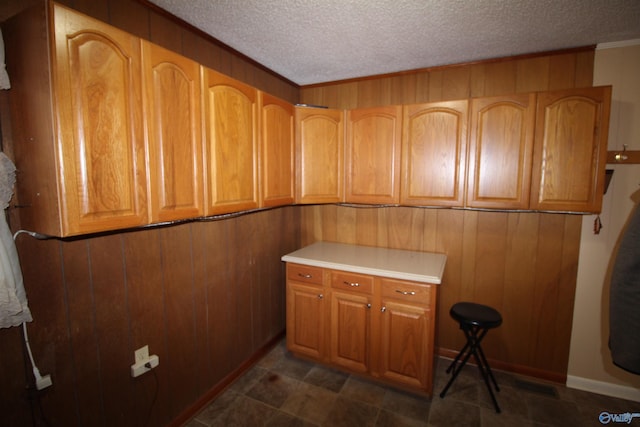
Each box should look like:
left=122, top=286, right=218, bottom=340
left=439, top=302, right=503, bottom=413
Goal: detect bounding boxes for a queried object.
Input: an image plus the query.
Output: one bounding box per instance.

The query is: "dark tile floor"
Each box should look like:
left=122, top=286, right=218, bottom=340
left=185, top=339, right=640, bottom=426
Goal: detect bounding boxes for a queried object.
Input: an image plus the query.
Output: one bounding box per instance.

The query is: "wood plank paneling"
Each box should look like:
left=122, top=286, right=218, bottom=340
left=160, top=225, right=200, bottom=418
left=149, top=8, right=182, bottom=52
left=6, top=209, right=296, bottom=426
left=299, top=206, right=582, bottom=380
left=516, top=56, right=550, bottom=92
left=89, top=234, right=133, bottom=426
left=122, top=229, right=167, bottom=427
left=62, top=239, right=103, bottom=426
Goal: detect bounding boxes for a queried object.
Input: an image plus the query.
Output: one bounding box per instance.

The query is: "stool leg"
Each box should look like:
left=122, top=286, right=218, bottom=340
left=440, top=324, right=482, bottom=398
left=439, top=337, right=475, bottom=399
left=476, top=342, right=499, bottom=391
left=444, top=338, right=470, bottom=374
left=440, top=325, right=501, bottom=413
left=466, top=328, right=501, bottom=413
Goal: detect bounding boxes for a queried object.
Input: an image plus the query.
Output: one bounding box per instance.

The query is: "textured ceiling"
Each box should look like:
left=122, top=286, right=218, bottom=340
left=148, top=0, right=640, bottom=86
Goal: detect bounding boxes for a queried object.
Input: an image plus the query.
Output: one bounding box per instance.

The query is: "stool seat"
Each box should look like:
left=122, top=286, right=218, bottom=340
left=440, top=302, right=503, bottom=413
left=450, top=302, right=502, bottom=329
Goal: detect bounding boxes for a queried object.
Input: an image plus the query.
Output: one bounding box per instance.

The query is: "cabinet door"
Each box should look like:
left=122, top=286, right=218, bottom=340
left=377, top=278, right=435, bottom=392
left=142, top=41, right=203, bottom=222
left=260, top=93, right=295, bottom=207
left=378, top=299, right=433, bottom=391
left=531, top=86, right=611, bottom=213
left=467, top=94, right=536, bottom=209
left=295, top=107, right=344, bottom=204
left=53, top=4, right=147, bottom=235
left=202, top=68, right=259, bottom=215
left=330, top=291, right=371, bottom=373
left=401, top=100, right=468, bottom=207
left=286, top=282, right=326, bottom=360
left=346, top=106, right=402, bottom=204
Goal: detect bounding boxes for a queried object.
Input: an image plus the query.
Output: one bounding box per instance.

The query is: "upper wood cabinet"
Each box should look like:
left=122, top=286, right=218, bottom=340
left=142, top=41, right=204, bottom=222
left=202, top=68, right=260, bottom=215
left=295, top=107, right=345, bottom=204
left=345, top=106, right=402, bottom=204
left=531, top=86, right=611, bottom=213
left=5, top=2, right=148, bottom=236
left=260, top=93, right=295, bottom=207
left=467, top=94, right=536, bottom=209
left=401, top=100, right=469, bottom=207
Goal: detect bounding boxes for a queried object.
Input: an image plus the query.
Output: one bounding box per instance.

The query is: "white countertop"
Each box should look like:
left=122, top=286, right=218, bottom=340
left=282, top=241, right=447, bottom=284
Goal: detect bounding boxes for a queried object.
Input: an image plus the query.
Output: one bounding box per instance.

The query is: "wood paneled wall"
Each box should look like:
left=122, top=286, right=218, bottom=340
left=299, top=48, right=595, bottom=381
left=1, top=208, right=299, bottom=426
left=301, top=48, right=594, bottom=108
left=0, top=0, right=301, bottom=425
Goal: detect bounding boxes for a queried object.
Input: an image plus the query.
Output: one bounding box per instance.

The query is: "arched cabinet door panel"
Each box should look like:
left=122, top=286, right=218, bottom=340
left=295, top=107, right=345, bottom=204
left=531, top=86, right=611, bottom=213
left=261, top=93, right=295, bottom=207
left=346, top=106, right=402, bottom=204
left=142, top=41, right=203, bottom=222
left=401, top=100, right=468, bottom=207
left=54, top=3, right=148, bottom=235
left=467, top=94, right=536, bottom=209
left=202, top=68, right=259, bottom=215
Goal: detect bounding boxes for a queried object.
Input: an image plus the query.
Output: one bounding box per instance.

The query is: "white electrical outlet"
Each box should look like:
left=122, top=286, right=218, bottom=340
left=131, top=345, right=159, bottom=378
left=134, top=345, right=149, bottom=364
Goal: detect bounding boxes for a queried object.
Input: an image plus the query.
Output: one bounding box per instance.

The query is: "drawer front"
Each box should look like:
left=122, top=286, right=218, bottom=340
left=287, top=264, right=324, bottom=285
left=380, top=278, right=432, bottom=305
left=331, top=271, right=373, bottom=294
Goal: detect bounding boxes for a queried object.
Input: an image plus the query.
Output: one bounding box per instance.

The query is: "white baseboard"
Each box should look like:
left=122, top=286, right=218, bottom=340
left=566, top=375, right=640, bottom=402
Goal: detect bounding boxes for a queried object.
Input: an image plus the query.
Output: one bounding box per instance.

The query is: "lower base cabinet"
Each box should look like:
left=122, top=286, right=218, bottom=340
left=285, top=262, right=438, bottom=396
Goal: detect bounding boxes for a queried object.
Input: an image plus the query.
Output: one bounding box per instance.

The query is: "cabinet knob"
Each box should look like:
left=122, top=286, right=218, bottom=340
left=344, top=281, right=360, bottom=287
left=366, top=303, right=371, bottom=309
left=381, top=306, right=386, bottom=312
left=395, top=290, right=416, bottom=296
left=318, top=294, right=323, bottom=299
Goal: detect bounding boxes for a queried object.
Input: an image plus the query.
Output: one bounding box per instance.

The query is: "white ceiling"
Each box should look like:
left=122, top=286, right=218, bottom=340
left=148, top=0, right=640, bottom=86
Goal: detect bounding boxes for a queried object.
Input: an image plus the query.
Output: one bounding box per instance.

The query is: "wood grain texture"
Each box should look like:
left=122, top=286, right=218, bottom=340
left=346, top=106, right=402, bottom=204
left=298, top=47, right=595, bottom=381
left=143, top=41, right=204, bottom=221
left=261, top=93, right=295, bottom=207
left=202, top=69, right=260, bottom=214
left=1, top=0, right=300, bottom=424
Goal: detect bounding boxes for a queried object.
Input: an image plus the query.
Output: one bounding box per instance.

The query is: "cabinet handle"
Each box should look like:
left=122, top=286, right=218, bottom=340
left=366, top=303, right=371, bottom=309
left=298, top=273, right=313, bottom=279
left=381, top=306, right=386, bottom=312
left=344, top=281, right=360, bottom=287
left=395, top=290, right=416, bottom=296
left=318, top=294, right=323, bottom=299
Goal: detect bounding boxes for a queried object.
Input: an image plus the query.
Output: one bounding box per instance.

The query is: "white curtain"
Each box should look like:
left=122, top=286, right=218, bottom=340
left=0, top=28, right=10, bottom=89
left=0, top=153, right=31, bottom=328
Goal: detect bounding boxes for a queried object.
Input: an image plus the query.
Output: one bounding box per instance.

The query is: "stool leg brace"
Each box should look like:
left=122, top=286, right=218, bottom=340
left=440, top=324, right=501, bottom=413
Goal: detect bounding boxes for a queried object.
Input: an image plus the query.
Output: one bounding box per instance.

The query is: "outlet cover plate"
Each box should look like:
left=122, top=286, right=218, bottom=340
left=134, top=345, right=149, bottom=364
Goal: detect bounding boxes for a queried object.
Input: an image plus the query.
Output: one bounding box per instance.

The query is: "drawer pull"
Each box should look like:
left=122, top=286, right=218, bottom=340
left=381, top=306, right=386, bottom=313
left=366, top=303, right=371, bottom=309
left=318, top=294, right=323, bottom=299
left=344, top=281, right=360, bottom=287
left=395, top=290, right=416, bottom=296
left=298, top=273, right=313, bottom=279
